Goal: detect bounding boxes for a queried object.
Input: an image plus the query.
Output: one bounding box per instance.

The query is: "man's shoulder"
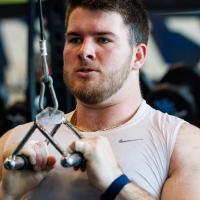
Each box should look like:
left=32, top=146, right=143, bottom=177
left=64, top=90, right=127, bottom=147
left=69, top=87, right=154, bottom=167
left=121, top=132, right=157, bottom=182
left=170, top=122, right=200, bottom=174
left=0, top=122, right=34, bottom=145
left=175, top=122, right=200, bottom=154
left=10, top=122, right=34, bottom=134
left=162, top=122, right=200, bottom=200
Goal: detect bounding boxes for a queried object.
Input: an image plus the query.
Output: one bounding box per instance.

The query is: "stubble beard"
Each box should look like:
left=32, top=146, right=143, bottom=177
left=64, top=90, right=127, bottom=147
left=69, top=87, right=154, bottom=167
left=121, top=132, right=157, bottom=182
left=64, top=58, right=132, bottom=105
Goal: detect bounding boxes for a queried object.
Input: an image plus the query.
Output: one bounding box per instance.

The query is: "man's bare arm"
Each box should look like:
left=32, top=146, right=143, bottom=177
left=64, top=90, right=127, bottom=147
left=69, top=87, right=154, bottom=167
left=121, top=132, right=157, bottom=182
left=0, top=131, right=10, bottom=180
left=0, top=128, right=55, bottom=200
left=161, top=123, right=200, bottom=200
left=0, top=131, right=18, bottom=200
left=116, top=182, right=158, bottom=200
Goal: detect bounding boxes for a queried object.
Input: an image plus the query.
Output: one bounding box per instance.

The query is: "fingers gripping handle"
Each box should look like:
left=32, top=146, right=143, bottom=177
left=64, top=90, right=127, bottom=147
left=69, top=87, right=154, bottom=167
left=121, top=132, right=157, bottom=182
left=61, top=152, right=84, bottom=168
left=4, top=155, right=32, bottom=170
left=4, top=153, right=84, bottom=170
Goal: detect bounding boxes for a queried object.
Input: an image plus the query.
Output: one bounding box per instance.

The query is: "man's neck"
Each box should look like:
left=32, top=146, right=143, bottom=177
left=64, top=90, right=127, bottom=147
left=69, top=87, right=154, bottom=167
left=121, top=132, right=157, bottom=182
left=72, top=94, right=143, bottom=132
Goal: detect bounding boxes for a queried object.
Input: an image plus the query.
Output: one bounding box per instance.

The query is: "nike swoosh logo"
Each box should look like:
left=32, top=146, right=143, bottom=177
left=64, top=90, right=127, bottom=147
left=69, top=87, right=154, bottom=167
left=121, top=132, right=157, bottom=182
left=118, top=139, right=143, bottom=143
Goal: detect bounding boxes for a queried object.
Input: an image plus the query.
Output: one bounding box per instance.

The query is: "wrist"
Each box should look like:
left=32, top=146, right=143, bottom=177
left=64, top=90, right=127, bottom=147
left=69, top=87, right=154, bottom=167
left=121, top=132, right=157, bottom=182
left=101, top=168, right=123, bottom=192
left=100, top=174, right=130, bottom=200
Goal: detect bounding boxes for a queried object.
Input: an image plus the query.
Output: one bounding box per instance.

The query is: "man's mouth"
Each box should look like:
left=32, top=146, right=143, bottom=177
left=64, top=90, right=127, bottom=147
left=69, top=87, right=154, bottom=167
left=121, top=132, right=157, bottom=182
left=78, top=68, right=96, bottom=72
left=76, top=67, right=99, bottom=78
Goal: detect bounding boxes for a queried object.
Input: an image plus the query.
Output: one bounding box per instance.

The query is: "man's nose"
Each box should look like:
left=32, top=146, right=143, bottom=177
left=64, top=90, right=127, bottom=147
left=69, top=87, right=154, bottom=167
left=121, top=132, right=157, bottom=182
left=78, top=39, right=96, bottom=61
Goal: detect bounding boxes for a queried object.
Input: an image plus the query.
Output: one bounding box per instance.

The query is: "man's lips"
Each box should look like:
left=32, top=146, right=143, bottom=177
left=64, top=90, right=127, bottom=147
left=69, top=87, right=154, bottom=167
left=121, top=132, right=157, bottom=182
left=75, top=67, right=100, bottom=78
left=76, top=67, right=99, bottom=72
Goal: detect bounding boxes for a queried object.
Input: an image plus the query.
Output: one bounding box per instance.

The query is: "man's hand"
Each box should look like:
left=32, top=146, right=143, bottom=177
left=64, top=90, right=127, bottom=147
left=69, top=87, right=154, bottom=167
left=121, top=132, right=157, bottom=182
left=68, top=136, right=123, bottom=192
left=1, top=140, right=56, bottom=199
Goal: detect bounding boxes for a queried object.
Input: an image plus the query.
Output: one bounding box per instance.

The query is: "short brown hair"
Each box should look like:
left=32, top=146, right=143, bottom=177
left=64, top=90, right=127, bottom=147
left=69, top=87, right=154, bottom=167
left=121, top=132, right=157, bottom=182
left=65, top=0, right=149, bottom=45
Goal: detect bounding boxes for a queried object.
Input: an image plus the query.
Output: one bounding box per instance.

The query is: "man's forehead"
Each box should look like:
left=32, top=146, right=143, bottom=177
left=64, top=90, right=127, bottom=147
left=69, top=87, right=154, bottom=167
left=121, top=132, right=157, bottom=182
left=67, top=7, right=126, bottom=32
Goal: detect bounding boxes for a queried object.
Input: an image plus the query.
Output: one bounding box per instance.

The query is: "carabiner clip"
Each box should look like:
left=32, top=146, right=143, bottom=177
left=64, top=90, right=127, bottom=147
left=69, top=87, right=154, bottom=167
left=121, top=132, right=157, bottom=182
left=39, top=75, right=58, bottom=112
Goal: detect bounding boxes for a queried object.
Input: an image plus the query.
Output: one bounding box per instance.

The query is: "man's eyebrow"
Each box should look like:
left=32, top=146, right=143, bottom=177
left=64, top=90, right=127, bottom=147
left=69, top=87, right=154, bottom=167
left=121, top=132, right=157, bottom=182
left=66, top=32, right=81, bottom=37
left=66, top=31, right=117, bottom=37
left=95, top=32, right=117, bottom=37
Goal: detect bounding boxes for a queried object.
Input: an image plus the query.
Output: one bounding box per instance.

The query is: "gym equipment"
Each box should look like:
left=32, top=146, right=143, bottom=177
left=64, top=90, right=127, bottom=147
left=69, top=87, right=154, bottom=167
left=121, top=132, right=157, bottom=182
left=140, top=71, right=155, bottom=99
left=147, top=65, right=200, bottom=126
left=46, top=0, right=75, bottom=113
left=4, top=0, right=84, bottom=170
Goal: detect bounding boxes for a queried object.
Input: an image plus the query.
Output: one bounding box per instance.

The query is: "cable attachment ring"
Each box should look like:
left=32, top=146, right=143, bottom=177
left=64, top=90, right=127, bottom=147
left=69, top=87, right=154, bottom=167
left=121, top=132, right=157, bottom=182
left=39, top=75, right=58, bottom=112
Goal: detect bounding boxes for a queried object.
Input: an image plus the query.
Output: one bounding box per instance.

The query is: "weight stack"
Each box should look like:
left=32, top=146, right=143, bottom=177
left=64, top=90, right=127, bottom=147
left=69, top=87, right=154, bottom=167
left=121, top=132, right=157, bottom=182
left=147, top=65, right=200, bottom=127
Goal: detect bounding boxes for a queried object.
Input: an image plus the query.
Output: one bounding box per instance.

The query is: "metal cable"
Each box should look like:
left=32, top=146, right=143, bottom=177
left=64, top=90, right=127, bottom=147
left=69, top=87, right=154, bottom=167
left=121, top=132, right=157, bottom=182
left=38, top=0, right=58, bottom=112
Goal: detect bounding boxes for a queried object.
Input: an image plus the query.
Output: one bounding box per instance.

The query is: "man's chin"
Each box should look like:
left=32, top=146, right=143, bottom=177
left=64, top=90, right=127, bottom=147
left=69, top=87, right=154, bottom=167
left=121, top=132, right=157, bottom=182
left=75, top=95, right=103, bottom=105
left=73, top=90, right=108, bottom=105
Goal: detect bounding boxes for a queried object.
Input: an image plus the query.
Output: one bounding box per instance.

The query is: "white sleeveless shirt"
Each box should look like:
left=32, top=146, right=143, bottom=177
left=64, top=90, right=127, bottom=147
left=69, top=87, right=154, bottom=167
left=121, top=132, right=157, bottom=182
left=4, top=100, right=185, bottom=199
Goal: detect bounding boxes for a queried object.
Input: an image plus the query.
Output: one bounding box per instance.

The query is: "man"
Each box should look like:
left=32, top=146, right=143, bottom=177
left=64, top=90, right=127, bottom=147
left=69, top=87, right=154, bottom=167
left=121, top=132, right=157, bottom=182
left=1, top=0, right=200, bottom=199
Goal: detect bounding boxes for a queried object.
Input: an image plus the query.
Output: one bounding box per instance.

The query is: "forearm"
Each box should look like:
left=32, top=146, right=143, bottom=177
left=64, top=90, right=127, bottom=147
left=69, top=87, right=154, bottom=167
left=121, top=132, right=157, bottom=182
left=0, top=182, right=19, bottom=200
left=116, top=182, right=159, bottom=200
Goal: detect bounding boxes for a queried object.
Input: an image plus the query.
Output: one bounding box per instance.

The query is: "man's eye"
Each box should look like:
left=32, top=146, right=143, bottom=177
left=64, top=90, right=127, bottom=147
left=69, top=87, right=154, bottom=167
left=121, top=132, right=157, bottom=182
left=97, top=38, right=111, bottom=44
left=67, top=38, right=82, bottom=44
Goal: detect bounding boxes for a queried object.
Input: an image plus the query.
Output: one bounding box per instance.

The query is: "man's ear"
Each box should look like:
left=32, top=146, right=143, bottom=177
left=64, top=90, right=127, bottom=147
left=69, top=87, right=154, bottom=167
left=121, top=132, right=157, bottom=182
left=131, top=43, right=147, bottom=70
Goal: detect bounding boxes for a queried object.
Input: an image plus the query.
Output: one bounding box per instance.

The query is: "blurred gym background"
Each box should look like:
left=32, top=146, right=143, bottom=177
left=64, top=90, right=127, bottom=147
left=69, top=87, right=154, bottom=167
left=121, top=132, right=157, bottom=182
left=0, top=0, right=200, bottom=135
